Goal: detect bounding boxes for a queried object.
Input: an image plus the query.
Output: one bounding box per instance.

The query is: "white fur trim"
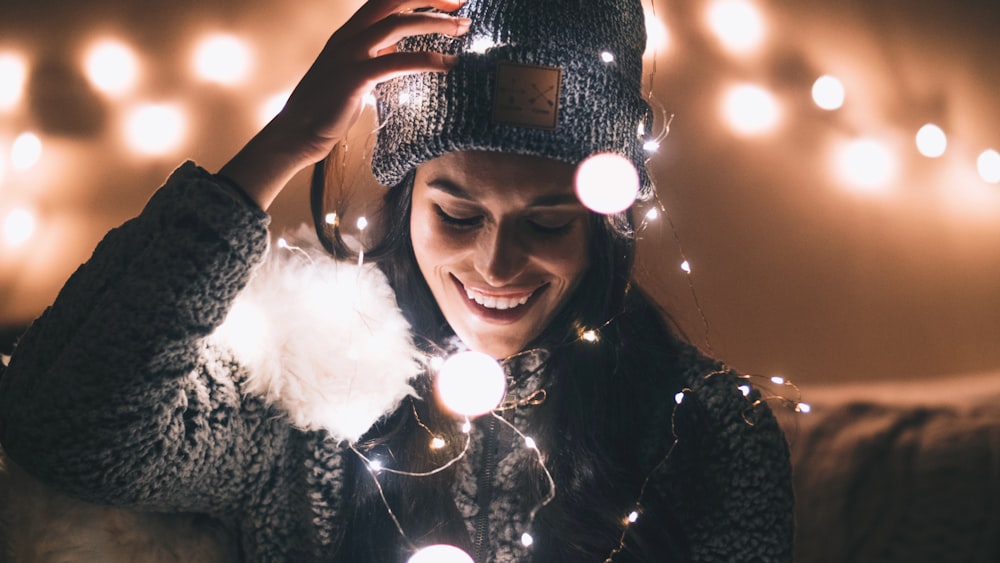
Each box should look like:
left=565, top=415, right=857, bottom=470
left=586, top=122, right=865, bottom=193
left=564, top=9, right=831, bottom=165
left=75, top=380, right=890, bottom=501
left=210, top=230, right=421, bottom=443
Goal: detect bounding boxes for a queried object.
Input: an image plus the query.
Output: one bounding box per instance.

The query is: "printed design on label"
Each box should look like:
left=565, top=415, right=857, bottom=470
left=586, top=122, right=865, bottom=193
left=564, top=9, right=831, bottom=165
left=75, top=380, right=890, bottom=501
left=493, top=62, right=562, bottom=130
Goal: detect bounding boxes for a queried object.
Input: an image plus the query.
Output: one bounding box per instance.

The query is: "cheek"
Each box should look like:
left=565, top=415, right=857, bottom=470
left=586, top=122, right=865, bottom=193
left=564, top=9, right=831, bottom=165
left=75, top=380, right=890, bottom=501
left=410, top=207, right=467, bottom=277
left=533, top=232, right=591, bottom=284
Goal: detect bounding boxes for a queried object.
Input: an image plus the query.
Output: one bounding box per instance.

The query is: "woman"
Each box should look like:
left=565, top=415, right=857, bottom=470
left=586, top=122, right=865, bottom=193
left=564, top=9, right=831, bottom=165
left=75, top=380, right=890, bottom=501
left=0, top=0, right=793, bottom=561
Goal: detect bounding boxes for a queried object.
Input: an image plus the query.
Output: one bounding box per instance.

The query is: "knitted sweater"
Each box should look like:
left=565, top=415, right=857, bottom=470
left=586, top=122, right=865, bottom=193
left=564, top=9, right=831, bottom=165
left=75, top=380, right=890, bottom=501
left=0, top=162, right=793, bottom=561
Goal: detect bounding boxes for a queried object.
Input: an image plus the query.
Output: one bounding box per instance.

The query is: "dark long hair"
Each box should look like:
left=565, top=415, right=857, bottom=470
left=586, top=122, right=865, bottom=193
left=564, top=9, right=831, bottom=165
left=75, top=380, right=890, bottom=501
left=310, top=156, right=689, bottom=561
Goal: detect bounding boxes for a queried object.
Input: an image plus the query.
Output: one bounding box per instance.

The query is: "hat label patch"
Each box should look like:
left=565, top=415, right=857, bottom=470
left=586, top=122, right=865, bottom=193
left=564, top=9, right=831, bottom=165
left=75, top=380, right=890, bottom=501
left=493, top=62, right=562, bottom=130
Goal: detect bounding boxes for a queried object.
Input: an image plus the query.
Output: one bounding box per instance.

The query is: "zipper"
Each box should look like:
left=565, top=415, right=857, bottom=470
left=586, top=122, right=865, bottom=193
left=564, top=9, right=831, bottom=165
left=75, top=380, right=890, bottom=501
left=472, top=415, right=500, bottom=563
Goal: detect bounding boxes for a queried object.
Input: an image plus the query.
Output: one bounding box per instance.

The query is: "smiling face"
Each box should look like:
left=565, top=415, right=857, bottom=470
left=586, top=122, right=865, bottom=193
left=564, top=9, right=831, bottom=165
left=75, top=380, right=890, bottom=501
left=410, top=151, right=591, bottom=359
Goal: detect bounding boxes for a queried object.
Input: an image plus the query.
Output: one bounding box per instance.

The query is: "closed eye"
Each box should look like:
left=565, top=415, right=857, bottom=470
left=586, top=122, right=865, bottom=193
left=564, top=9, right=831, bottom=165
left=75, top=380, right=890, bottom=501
left=434, top=205, right=482, bottom=228
left=528, top=219, right=575, bottom=235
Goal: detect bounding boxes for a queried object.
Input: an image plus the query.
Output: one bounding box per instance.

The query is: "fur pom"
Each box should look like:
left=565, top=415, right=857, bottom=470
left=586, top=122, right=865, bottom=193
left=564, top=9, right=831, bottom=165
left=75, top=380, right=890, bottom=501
left=210, top=230, right=422, bottom=443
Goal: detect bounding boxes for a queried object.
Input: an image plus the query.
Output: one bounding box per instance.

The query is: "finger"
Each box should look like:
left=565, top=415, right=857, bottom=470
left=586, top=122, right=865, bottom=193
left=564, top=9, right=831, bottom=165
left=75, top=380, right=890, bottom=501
left=363, top=50, right=458, bottom=84
left=343, top=0, right=467, bottom=36
left=366, top=12, right=471, bottom=56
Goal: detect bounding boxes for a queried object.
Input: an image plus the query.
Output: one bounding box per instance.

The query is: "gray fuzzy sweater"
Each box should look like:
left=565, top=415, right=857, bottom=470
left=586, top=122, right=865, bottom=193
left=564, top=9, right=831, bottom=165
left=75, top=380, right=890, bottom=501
left=0, top=162, right=793, bottom=561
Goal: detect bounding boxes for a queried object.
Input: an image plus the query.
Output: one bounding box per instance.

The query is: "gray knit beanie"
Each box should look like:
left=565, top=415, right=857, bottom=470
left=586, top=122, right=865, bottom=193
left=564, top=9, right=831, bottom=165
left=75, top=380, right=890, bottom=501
left=372, top=0, right=655, bottom=199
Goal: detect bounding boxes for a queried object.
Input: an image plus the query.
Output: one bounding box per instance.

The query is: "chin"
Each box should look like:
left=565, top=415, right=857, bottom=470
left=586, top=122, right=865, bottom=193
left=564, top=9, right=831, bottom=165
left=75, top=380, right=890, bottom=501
left=458, top=333, right=526, bottom=361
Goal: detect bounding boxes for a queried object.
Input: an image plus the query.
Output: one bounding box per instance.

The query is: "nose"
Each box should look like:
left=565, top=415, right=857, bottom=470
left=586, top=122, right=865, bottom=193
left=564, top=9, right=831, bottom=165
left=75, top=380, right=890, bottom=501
left=474, top=222, right=528, bottom=287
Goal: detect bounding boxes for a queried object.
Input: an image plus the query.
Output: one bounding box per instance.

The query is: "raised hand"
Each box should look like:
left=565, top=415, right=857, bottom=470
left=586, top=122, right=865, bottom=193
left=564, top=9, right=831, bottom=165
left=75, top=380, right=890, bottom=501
left=219, top=0, right=470, bottom=210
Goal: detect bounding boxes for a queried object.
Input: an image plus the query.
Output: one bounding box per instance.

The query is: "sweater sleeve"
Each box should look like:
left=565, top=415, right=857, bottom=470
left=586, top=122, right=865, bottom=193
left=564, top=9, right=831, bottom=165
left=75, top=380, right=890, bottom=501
left=653, top=347, right=795, bottom=562
left=0, top=161, right=287, bottom=514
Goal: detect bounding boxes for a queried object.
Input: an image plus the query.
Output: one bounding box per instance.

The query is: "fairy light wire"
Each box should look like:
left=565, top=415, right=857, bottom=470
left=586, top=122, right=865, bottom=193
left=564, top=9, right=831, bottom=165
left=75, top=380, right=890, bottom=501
left=489, top=411, right=557, bottom=525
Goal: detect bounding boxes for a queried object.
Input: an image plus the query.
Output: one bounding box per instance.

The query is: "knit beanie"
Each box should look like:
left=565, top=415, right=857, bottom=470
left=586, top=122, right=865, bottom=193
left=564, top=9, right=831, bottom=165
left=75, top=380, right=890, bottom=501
left=371, top=0, right=655, bottom=200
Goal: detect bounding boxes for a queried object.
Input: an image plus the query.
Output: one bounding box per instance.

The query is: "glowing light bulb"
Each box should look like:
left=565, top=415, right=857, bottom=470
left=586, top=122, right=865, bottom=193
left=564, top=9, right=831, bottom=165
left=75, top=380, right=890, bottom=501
left=796, top=402, right=812, bottom=414
left=574, top=153, right=640, bottom=214
left=469, top=36, right=496, bottom=54
left=977, top=149, right=1000, bottom=184
left=356, top=217, right=368, bottom=231
left=259, top=90, right=291, bottom=127
left=429, top=356, right=445, bottom=371
left=600, top=51, right=615, bottom=63
left=11, top=132, right=42, bottom=170
left=3, top=207, right=36, bottom=247
left=739, top=385, right=751, bottom=396
left=524, top=436, right=537, bottom=449
left=84, top=38, right=139, bottom=96
left=643, top=140, right=661, bottom=152
left=0, top=52, right=28, bottom=111
left=521, top=533, right=534, bottom=547
left=645, top=207, right=659, bottom=221
left=362, top=91, right=377, bottom=108
left=325, top=212, right=338, bottom=226
left=674, top=392, right=685, bottom=404
left=833, top=138, right=897, bottom=194
left=706, top=0, right=766, bottom=54
left=368, top=458, right=384, bottom=472
left=581, top=330, right=599, bottom=343
left=124, top=103, right=186, bottom=156
left=461, top=420, right=472, bottom=433
left=430, top=436, right=446, bottom=449
left=408, top=545, right=474, bottom=563
left=915, top=124, right=947, bottom=158
left=770, top=376, right=785, bottom=385
left=628, top=510, right=640, bottom=523
left=436, top=351, right=506, bottom=417
left=811, top=75, right=845, bottom=111
left=192, top=33, right=252, bottom=85
left=277, top=237, right=289, bottom=249
left=680, top=260, right=691, bottom=273
left=721, top=84, right=780, bottom=136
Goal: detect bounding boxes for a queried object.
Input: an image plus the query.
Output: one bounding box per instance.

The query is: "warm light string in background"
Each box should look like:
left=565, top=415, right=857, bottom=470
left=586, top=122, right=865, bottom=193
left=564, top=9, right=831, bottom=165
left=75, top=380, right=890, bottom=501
left=1, top=1, right=998, bottom=251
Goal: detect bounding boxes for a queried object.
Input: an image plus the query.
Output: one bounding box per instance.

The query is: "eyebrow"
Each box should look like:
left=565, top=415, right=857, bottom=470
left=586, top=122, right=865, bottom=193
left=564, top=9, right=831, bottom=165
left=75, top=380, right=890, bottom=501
left=426, top=179, right=582, bottom=207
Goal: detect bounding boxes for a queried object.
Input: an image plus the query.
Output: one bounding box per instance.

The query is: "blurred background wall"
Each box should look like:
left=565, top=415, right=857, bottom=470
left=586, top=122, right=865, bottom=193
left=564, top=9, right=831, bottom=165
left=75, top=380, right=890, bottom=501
left=1, top=0, right=998, bottom=386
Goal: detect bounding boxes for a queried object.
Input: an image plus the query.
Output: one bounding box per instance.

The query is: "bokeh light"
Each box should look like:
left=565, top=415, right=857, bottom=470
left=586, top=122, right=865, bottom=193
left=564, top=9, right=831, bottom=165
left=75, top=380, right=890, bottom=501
left=259, top=89, right=291, bottom=127
left=644, top=11, right=670, bottom=56
left=978, top=149, right=1000, bottom=184
left=721, top=84, right=781, bottom=136
left=192, top=33, right=253, bottom=85
left=706, top=0, right=766, bottom=54
left=468, top=36, right=497, bottom=54
left=83, top=38, right=139, bottom=96
left=408, top=545, right=474, bottom=563
left=833, top=138, right=897, bottom=193
left=3, top=207, right=36, bottom=248
left=811, top=75, right=845, bottom=111
left=574, top=153, right=640, bottom=214
left=124, top=103, right=187, bottom=156
left=0, top=52, right=28, bottom=111
left=11, top=132, right=43, bottom=171
left=435, top=351, right=506, bottom=417
left=915, top=124, right=947, bottom=158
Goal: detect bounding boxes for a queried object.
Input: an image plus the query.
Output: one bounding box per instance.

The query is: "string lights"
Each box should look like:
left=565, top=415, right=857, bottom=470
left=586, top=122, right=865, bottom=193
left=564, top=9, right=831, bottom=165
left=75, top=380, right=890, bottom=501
left=574, top=153, right=641, bottom=214
left=811, top=75, right=845, bottom=111
left=82, top=38, right=139, bottom=97
left=0, top=51, right=28, bottom=111
left=0, top=0, right=996, bottom=557
left=123, top=103, right=187, bottom=156
left=191, top=33, right=253, bottom=86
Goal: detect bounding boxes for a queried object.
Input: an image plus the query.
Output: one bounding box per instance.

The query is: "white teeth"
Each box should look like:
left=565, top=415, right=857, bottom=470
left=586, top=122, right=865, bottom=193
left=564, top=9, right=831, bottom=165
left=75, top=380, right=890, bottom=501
left=464, top=287, right=531, bottom=310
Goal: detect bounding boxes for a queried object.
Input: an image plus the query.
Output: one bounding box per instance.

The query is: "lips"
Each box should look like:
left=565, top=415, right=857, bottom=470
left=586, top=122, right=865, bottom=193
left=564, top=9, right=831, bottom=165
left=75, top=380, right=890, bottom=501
left=450, top=275, right=545, bottom=323
left=463, top=287, right=531, bottom=310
